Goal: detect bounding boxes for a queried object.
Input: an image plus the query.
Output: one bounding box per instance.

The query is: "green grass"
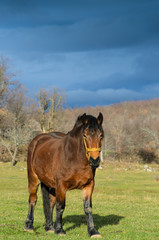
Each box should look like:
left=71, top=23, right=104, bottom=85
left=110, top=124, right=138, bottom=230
left=0, top=161, right=159, bottom=239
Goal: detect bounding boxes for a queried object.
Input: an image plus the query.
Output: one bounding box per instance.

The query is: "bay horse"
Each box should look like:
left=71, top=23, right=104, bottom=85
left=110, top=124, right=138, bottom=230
left=24, top=113, right=104, bottom=237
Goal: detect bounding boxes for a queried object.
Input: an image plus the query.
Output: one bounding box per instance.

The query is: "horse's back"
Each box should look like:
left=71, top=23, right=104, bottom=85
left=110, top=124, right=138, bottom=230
left=48, top=131, right=66, bottom=138
left=28, top=132, right=65, bottom=160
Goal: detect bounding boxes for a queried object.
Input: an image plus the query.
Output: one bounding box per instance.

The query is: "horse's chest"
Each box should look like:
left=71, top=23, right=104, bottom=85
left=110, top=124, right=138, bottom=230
left=66, top=168, right=93, bottom=190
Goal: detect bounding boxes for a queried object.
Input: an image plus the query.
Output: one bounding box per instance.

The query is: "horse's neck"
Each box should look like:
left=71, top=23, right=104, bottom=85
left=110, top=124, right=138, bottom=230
left=66, top=133, right=96, bottom=175
left=67, top=131, right=85, bottom=157
left=77, top=134, right=85, bottom=154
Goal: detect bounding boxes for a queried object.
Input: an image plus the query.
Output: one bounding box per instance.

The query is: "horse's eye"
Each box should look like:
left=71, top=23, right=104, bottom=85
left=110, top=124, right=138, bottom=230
left=100, top=134, right=103, bottom=139
left=83, top=134, right=87, bottom=138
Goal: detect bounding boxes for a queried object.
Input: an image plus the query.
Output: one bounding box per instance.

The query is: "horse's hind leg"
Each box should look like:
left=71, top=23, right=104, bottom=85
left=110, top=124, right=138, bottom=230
left=41, top=183, right=55, bottom=232
left=25, top=174, right=39, bottom=231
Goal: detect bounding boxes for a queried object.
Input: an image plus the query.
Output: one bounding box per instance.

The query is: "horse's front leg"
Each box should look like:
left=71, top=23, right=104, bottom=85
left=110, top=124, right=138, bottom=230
left=54, top=182, right=66, bottom=235
left=82, top=180, right=101, bottom=238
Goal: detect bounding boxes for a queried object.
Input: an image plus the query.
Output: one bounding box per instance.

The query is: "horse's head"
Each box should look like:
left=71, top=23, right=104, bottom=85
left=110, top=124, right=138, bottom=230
left=76, top=113, right=104, bottom=168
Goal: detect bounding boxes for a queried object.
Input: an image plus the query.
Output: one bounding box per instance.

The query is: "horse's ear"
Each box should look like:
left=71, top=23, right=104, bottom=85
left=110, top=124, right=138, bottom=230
left=97, top=112, right=103, bottom=125
left=80, top=113, right=88, bottom=125
left=75, top=113, right=88, bottom=128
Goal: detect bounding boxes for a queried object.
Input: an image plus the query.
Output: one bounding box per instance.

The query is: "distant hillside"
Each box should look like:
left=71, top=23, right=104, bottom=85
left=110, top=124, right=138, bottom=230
left=54, top=98, right=159, bottom=163
left=1, top=98, right=159, bottom=164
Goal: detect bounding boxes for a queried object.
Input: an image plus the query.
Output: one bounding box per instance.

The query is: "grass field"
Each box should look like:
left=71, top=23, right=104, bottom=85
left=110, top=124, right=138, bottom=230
left=0, top=161, right=159, bottom=240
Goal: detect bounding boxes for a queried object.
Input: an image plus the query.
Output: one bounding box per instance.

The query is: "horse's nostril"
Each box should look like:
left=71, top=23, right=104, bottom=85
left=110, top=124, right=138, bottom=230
left=90, top=156, right=100, bottom=161
left=88, top=156, right=100, bottom=168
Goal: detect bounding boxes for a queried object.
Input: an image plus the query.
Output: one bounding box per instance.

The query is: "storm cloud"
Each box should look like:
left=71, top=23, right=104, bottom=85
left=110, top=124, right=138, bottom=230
left=0, top=0, right=159, bottom=107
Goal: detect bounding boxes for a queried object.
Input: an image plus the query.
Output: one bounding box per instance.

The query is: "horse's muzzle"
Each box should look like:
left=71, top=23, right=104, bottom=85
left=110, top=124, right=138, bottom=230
left=88, top=156, right=100, bottom=168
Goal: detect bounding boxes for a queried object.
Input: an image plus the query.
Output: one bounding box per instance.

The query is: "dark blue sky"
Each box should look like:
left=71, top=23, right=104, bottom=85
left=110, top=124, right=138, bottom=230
left=0, top=0, right=159, bottom=107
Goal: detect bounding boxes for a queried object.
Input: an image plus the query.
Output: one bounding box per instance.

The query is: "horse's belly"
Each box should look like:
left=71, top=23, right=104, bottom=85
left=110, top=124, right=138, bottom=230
left=34, top=166, right=56, bottom=188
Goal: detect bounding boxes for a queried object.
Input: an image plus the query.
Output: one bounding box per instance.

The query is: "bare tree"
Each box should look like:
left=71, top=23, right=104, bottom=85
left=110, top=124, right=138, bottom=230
left=0, top=56, right=17, bottom=107
left=48, top=87, right=65, bottom=131
left=36, top=87, right=65, bottom=132
left=36, top=89, right=50, bottom=132
left=0, top=84, right=32, bottom=166
left=0, top=118, right=32, bottom=166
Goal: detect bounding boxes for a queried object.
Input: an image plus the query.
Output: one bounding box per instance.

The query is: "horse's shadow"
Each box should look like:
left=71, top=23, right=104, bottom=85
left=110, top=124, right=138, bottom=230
left=63, top=214, right=124, bottom=232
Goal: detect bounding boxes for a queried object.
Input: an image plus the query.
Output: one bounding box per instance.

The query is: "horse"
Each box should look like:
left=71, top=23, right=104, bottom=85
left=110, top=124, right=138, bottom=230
left=24, top=113, right=104, bottom=238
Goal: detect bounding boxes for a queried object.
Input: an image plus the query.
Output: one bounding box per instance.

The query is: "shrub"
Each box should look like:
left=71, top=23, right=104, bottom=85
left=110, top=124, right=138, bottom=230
left=138, top=148, right=159, bottom=164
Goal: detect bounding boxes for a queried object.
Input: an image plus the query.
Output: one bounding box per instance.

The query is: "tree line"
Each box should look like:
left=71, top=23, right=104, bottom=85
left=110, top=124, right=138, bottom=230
left=1, top=56, right=159, bottom=165
left=0, top=57, right=65, bottom=165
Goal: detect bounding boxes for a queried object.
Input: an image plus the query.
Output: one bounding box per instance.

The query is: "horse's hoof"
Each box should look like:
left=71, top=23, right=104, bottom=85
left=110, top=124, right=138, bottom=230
left=55, top=229, right=66, bottom=236
left=89, top=228, right=101, bottom=238
left=24, top=224, right=34, bottom=232
left=91, top=234, right=102, bottom=238
left=45, top=224, right=54, bottom=232
left=24, top=219, right=34, bottom=232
